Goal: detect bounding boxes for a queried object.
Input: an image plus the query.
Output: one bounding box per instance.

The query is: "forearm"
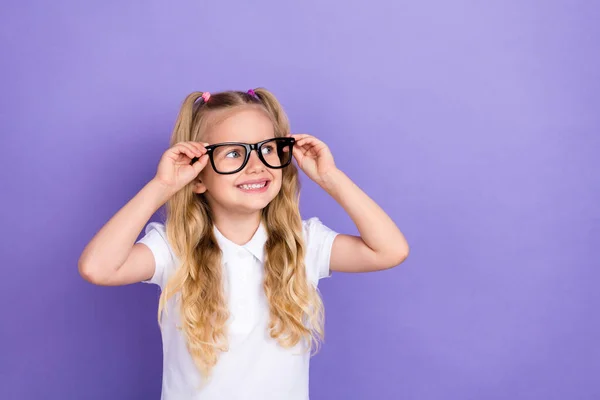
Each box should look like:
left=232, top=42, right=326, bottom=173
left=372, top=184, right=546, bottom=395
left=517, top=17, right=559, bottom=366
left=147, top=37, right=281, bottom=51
left=78, top=178, right=174, bottom=275
left=320, top=168, right=409, bottom=260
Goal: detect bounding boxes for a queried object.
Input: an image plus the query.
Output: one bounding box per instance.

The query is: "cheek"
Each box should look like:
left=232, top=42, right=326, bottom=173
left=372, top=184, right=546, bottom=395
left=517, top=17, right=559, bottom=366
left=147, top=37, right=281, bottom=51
left=202, top=170, right=236, bottom=190
left=271, top=171, right=283, bottom=190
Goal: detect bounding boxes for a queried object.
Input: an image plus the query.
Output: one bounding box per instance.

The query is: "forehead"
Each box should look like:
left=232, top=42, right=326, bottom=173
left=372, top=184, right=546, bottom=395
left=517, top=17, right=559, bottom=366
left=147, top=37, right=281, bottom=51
left=205, top=107, right=275, bottom=144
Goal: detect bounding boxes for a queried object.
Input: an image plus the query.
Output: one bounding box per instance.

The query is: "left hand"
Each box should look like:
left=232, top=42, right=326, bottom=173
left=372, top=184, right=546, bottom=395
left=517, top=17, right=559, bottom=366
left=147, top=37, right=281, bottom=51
left=289, top=134, right=337, bottom=184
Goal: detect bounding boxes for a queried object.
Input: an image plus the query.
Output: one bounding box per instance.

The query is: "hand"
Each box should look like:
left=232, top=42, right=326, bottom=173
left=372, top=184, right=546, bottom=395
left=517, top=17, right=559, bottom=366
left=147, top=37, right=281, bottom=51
left=289, top=134, right=337, bottom=185
left=153, top=141, right=209, bottom=193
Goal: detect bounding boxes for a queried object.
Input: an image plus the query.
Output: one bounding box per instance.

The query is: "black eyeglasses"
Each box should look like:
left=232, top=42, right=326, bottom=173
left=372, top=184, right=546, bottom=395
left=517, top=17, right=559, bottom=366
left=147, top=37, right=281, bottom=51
left=190, top=137, right=295, bottom=175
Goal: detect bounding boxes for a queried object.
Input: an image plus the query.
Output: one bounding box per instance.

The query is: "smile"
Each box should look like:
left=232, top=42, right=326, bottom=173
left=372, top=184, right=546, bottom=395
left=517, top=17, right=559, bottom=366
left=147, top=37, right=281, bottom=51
left=237, top=180, right=270, bottom=192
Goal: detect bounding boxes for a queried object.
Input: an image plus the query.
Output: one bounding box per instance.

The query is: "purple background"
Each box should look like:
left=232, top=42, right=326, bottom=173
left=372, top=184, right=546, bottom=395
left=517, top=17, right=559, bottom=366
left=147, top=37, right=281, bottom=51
left=1, top=1, right=599, bottom=399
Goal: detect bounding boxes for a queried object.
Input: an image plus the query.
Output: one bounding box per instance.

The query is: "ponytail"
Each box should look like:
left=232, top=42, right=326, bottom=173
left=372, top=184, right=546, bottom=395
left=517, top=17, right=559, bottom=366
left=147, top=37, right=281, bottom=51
left=252, top=88, right=291, bottom=136
left=170, top=92, right=206, bottom=145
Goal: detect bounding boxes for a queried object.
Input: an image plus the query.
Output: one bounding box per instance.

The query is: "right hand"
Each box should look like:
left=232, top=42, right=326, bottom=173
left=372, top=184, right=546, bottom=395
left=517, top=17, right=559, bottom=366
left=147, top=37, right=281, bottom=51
left=153, top=141, right=210, bottom=193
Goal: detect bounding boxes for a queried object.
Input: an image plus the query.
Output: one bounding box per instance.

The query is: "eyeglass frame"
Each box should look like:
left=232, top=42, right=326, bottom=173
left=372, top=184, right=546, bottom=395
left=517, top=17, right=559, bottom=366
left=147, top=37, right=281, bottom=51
left=190, top=137, right=295, bottom=175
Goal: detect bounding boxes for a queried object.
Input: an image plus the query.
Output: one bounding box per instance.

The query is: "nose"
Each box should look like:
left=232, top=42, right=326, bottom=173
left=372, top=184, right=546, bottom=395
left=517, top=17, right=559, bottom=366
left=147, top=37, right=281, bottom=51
left=245, top=149, right=265, bottom=173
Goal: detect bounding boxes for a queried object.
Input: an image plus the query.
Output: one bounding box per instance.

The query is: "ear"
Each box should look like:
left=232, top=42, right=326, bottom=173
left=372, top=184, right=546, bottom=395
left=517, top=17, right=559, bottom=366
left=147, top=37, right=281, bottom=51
left=192, top=175, right=207, bottom=194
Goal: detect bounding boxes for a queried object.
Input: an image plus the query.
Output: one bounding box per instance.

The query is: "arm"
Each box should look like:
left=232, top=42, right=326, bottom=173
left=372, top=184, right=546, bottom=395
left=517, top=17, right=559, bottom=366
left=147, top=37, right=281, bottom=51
left=320, top=168, right=409, bottom=273
left=78, top=179, right=174, bottom=286
left=78, top=141, right=209, bottom=286
left=291, top=133, right=409, bottom=273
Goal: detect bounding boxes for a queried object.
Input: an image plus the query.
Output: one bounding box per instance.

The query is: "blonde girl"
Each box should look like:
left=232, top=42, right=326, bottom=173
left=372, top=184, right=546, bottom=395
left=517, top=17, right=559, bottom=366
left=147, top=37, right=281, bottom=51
left=78, top=88, right=409, bottom=399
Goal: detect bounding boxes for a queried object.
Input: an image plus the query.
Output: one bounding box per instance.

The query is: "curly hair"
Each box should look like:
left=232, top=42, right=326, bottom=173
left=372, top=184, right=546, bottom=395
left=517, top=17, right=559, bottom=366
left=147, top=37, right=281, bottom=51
left=156, top=88, right=324, bottom=378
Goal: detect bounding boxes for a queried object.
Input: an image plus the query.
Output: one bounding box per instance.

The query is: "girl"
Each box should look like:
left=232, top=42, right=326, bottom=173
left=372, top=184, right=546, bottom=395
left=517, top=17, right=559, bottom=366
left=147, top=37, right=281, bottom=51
left=78, top=88, right=409, bottom=399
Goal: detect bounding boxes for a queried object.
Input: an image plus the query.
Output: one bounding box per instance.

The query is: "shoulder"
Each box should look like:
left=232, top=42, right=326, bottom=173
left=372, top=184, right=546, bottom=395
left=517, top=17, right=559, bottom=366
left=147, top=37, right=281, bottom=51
left=139, top=222, right=172, bottom=253
left=302, top=217, right=339, bottom=284
left=136, top=221, right=179, bottom=287
left=144, top=221, right=167, bottom=235
left=302, top=216, right=337, bottom=238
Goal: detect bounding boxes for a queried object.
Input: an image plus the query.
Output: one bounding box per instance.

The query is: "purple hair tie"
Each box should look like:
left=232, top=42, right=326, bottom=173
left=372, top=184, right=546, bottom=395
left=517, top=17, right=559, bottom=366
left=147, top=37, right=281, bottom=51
left=247, top=89, right=258, bottom=99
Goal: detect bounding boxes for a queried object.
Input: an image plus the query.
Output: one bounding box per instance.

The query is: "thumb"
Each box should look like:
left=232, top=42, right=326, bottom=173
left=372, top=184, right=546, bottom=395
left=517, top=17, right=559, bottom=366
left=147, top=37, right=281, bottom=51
left=192, top=154, right=209, bottom=174
left=292, top=146, right=303, bottom=165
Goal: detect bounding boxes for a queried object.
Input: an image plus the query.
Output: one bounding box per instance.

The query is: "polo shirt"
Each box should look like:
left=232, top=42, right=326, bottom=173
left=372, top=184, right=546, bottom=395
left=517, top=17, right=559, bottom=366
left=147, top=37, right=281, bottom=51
left=136, top=217, right=338, bottom=399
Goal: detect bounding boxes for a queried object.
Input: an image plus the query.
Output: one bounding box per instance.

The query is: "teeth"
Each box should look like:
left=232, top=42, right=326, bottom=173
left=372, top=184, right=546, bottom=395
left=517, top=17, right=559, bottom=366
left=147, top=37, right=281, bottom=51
left=239, top=182, right=266, bottom=190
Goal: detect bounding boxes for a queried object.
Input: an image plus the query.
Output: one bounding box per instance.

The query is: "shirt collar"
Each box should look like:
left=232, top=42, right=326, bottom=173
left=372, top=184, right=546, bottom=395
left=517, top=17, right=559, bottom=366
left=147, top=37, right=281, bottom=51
left=213, top=222, right=267, bottom=264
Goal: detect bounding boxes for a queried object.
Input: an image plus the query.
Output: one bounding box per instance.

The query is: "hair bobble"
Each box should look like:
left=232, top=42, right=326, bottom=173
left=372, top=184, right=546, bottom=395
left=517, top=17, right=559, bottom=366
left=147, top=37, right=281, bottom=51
left=247, top=89, right=258, bottom=99
left=201, top=92, right=211, bottom=103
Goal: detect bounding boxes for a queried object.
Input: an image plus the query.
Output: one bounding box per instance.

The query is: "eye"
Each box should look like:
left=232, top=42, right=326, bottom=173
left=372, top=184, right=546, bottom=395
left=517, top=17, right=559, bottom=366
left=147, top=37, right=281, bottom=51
left=261, top=144, right=275, bottom=155
left=225, top=150, right=241, bottom=158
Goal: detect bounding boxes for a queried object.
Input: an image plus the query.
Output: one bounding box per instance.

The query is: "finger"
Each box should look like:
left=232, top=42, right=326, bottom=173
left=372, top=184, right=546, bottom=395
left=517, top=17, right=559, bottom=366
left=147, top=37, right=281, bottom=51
left=292, top=138, right=308, bottom=153
left=297, top=136, right=327, bottom=150
left=180, top=142, right=202, bottom=157
left=190, top=142, right=207, bottom=154
left=174, top=143, right=199, bottom=160
left=294, top=143, right=310, bottom=158
left=292, top=146, right=304, bottom=163
left=189, top=143, right=207, bottom=159
left=187, top=143, right=202, bottom=157
left=179, top=142, right=199, bottom=156
left=295, top=136, right=323, bottom=145
left=191, top=153, right=209, bottom=172
left=295, top=135, right=318, bottom=143
left=291, top=133, right=312, bottom=140
left=295, top=137, right=316, bottom=147
left=295, top=139, right=324, bottom=154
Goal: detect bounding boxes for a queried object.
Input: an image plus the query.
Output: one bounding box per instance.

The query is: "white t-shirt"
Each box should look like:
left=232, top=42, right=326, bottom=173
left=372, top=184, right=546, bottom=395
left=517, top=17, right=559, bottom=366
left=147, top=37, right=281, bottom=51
left=136, top=217, right=338, bottom=400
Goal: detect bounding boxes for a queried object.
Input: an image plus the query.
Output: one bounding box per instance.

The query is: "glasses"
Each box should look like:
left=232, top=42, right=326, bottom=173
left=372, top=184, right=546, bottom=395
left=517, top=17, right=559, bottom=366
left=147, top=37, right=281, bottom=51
left=191, top=137, right=295, bottom=175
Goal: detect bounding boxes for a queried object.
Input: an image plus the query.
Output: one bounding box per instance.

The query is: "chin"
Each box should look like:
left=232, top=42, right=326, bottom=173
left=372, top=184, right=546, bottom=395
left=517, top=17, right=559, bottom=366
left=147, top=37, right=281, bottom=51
left=239, top=197, right=278, bottom=215
left=244, top=196, right=277, bottom=213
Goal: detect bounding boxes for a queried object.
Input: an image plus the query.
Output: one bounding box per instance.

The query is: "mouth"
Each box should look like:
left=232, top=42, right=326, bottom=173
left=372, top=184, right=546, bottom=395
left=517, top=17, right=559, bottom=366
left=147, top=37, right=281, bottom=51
left=237, top=180, right=270, bottom=193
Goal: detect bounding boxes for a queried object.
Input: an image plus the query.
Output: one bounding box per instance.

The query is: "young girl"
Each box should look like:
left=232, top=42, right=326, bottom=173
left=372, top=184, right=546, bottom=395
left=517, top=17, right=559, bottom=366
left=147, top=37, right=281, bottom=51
left=78, top=88, right=409, bottom=399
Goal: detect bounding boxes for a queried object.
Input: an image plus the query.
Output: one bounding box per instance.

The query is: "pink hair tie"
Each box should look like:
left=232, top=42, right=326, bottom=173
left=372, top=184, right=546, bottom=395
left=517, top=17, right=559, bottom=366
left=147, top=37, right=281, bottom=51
left=247, top=89, right=257, bottom=98
left=201, top=92, right=211, bottom=102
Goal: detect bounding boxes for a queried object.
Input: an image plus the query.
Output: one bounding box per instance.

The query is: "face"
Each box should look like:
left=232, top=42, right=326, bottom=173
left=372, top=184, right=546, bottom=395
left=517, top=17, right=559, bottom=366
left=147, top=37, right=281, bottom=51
left=193, top=107, right=283, bottom=217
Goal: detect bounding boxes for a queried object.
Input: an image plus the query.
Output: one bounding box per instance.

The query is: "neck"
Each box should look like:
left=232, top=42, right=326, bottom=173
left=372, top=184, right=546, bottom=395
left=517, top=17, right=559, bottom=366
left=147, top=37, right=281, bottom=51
left=211, top=209, right=262, bottom=246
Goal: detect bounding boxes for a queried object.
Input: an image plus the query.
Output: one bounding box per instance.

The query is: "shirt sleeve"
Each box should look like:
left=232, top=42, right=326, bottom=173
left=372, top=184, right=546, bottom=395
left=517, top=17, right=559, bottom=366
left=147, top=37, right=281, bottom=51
left=303, top=217, right=339, bottom=285
left=135, top=222, right=176, bottom=289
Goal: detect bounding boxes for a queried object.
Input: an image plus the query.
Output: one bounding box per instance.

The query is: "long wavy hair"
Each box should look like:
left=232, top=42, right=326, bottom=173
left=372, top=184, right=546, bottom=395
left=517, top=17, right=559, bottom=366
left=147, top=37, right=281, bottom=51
left=156, top=88, right=324, bottom=379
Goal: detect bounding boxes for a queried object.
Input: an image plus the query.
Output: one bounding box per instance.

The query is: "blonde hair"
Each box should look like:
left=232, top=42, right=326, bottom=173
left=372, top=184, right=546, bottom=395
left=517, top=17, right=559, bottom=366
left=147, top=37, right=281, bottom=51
left=157, top=88, right=324, bottom=378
